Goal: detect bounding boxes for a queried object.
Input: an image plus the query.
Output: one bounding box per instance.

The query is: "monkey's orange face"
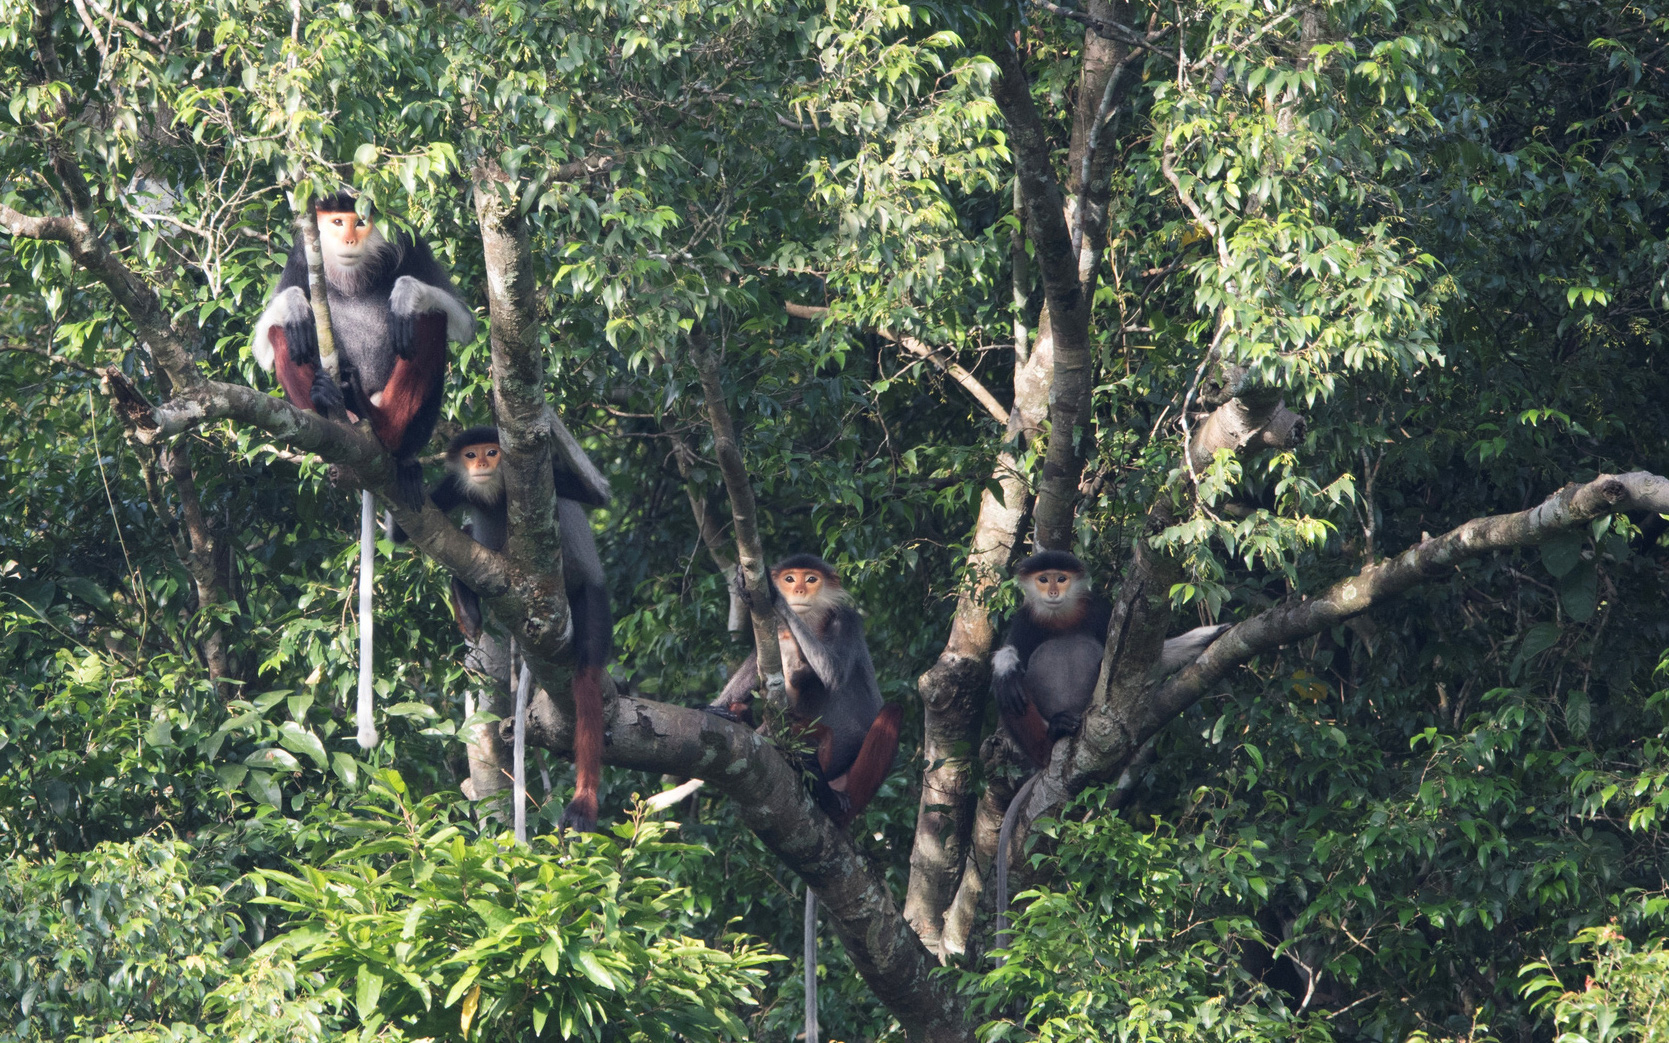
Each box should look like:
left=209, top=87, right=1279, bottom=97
left=456, top=443, right=501, bottom=487
left=775, top=567, right=835, bottom=608
left=1023, top=569, right=1084, bottom=606
left=316, top=209, right=379, bottom=267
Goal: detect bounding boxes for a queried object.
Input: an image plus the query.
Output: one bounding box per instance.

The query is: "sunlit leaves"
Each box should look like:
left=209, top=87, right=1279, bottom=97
left=258, top=783, right=774, bottom=1042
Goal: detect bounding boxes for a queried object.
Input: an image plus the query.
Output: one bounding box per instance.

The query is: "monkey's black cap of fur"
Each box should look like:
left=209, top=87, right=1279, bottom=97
left=447, top=426, right=501, bottom=455
left=313, top=190, right=366, bottom=214
left=1015, top=550, right=1086, bottom=575
left=773, top=553, right=837, bottom=577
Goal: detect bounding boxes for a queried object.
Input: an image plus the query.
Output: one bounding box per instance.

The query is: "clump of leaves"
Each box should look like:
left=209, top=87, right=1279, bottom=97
left=255, top=771, right=776, bottom=1042
left=970, top=786, right=1334, bottom=1043
left=1522, top=926, right=1669, bottom=1043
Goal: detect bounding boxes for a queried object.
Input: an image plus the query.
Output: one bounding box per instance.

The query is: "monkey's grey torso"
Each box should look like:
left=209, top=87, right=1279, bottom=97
left=781, top=605, right=883, bottom=778
left=327, top=285, right=396, bottom=392
left=293, top=236, right=463, bottom=396
left=1022, top=633, right=1103, bottom=720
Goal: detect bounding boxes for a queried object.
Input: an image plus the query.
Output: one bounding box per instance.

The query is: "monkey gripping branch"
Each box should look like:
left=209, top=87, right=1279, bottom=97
left=10, top=160, right=1669, bottom=1043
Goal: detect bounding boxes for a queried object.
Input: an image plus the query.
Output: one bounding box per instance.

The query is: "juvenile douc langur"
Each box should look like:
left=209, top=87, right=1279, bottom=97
left=393, top=427, right=613, bottom=833
left=990, top=550, right=1231, bottom=954
left=251, top=192, right=475, bottom=508
left=708, top=554, right=903, bottom=1043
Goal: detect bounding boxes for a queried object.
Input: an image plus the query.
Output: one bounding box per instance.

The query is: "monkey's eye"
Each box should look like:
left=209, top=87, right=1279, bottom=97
left=486, top=448, right=498, bottom=458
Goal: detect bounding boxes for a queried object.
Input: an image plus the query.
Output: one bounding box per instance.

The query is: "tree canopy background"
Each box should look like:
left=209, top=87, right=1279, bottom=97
left=1, top=0, right=1667, bottom=1040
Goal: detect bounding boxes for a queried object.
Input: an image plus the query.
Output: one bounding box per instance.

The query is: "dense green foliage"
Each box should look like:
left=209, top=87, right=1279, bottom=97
left=1, top=0, right=1667, bottom=1039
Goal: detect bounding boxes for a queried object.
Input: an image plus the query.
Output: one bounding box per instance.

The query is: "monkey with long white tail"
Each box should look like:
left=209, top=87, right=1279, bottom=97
left=393, top=427, right=612, bottom=833
left=990, top=550, right=1230, bottom=956
left=251, top=193, right=474, bottom=509
left=708, top=554, right=903, bottom=1043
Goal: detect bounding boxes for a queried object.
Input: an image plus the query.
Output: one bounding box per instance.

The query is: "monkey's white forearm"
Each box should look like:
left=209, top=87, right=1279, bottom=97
left=250, top=286, right=309, bottom=371
left=390, top=275, right=476, bottom=341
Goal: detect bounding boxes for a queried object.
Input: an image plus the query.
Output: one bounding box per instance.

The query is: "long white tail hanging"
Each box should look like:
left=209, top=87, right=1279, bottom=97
left=356, top=489, right=378, bottom=748
left=514, top=658, right=532, bottom=844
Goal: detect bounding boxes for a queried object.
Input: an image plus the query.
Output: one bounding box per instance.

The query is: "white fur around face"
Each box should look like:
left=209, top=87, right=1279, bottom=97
left=251, top=286, right=309, bottom=372
left=390, top=275, right=476, bottom=342
left=992, top=645, right=1020, bottom=677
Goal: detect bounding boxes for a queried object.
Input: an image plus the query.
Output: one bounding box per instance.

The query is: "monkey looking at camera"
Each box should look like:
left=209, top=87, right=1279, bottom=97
left=251, top=193, right=474, bottom=507
left=990, top=549, right=1231, bottom=953
left=393, top=427, right=612, bottom=833
left=711, top=554, right=902, bottom=824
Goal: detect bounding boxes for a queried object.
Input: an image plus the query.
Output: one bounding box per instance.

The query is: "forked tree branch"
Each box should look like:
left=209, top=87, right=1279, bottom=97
left=518, top=689, right=971, bottom=1041
left=995, top=473, right=1669, bottom=897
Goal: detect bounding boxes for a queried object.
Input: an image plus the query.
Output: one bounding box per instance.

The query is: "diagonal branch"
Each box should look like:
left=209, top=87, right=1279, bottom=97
left=783, top=302, right=1009, bottom=424
left=519, top=690, right=973, bottom=1041
left=1146, top=472, right=1669, bottom=729
left=999, top=472, right=1669, bottom=886
left=690, top=330, right=787, bottom=702
left=0, top=203, right=201, bottom=380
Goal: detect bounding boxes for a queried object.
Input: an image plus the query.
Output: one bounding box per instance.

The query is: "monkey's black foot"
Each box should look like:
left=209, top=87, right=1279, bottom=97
left=1046, top=711, right=1083, bottom=742
left=703, top=703, right=748, bottom=724
left=559, top=797, right=599, bottom=834
left=394, top=458, right=425, bottom=510
left=309, top=371, right=344, bottom=415
left=813, top=781, right=852, bottom=823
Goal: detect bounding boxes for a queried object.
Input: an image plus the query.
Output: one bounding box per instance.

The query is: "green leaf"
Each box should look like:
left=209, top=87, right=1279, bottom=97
left=278, top=722, right=329, bottom=769
left=246, top=747, right=303, bottom=772
left=332, top=752, right=360, bottom=788
left=355, top=965, right=384, bottom=1017
left=1539, top=532, right=1583, bottom=578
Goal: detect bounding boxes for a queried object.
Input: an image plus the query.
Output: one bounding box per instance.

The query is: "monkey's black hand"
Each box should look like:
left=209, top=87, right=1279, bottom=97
left=308, top=370, right=344, bottom=415
left=282, top=313, right=319, bottom=365
left=337, top=359, right=371, bottom=417
left=704, top=703, right=750, bottom=725
left=991, top=646, right=1028, bottom=717
left=1046, top=711, right=1083, bottom=742
left=389, top=307, right=423, bottom=360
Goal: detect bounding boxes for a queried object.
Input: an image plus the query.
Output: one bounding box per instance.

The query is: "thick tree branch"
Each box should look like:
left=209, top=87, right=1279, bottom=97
left=991, top=44, right=1101, bottom=549
left=519, top=693, right=971, bottom=1042
left=0, top=202, right=201, bottom=380
left=911, top=329, right=1057, bottom=955
left=473, top=168, right=575, bottom=670
left=153, top=378, right=508, bottom=601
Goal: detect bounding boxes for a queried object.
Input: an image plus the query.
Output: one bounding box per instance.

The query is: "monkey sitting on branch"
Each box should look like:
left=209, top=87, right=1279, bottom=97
left=708, top=553, right=903, bottom=1043
left=710, top=554, right=903, bottom=826
left=990, top=549, right=1231, bottom=954
left=251, top=192, right=474, bottom=508
left=392, top=427, right=613, bottom=833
